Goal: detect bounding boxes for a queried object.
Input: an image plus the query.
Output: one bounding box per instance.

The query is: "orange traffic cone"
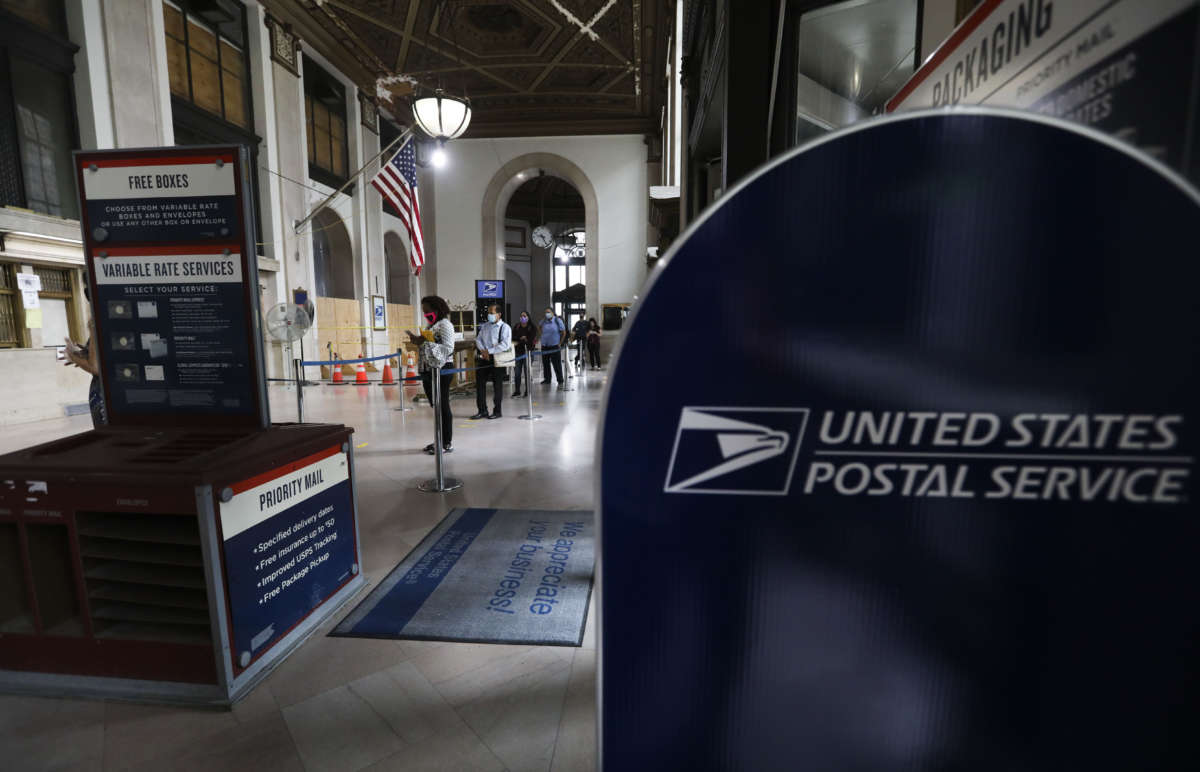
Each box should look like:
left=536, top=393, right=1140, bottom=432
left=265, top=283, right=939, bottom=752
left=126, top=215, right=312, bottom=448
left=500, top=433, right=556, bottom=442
left=380, top=361, right=395, bottom=385
left=331, top=365, right=344, bottom=385
left=355, top=361, right=368, bottom=384
left=405, top=352, right=417, bottom=380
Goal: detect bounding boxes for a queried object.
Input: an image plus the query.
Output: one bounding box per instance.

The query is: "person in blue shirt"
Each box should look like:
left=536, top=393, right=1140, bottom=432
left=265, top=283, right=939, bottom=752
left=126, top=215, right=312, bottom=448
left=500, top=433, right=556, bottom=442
left=471, top=304, right=512, bottom=419
left=539, top=307, right=566, bottom=388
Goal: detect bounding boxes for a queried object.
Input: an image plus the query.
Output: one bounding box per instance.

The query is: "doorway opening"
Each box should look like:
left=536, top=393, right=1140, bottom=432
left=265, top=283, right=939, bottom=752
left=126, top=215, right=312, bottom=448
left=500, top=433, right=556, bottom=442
left=503, top=173, right=586, bottom=330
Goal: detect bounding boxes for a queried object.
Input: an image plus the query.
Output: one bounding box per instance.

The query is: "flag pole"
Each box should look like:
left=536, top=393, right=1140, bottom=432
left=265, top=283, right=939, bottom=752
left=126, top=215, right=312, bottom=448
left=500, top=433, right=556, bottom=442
left=293, top=127, right=415, bottom=234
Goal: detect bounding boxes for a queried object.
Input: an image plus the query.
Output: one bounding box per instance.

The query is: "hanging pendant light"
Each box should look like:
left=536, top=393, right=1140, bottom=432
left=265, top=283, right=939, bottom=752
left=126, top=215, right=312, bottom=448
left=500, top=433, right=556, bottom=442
left=411, top=89, right=472, bottom=140
left=410, top=1, right=472, bottom=144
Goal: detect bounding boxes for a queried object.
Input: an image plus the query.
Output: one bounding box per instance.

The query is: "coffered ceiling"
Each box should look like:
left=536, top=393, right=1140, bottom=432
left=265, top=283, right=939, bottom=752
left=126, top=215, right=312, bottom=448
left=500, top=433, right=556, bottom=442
left=282, top=0, right=675, bottom=138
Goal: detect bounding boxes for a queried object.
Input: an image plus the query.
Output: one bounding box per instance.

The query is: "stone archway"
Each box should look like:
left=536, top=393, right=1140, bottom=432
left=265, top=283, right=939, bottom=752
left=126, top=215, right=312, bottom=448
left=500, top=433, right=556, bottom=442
left=482, top=152, right=600, bottom=320
left=311, top=209, right=355, bottom=299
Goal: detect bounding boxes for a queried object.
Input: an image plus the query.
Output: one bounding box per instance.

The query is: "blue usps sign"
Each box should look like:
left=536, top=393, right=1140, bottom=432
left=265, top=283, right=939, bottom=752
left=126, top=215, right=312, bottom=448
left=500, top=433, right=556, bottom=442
left=599, top=111, right=1200, bottom=770
left=475, top=280, right=504, bottom=299
left=219, top=447, right=358, bottom=672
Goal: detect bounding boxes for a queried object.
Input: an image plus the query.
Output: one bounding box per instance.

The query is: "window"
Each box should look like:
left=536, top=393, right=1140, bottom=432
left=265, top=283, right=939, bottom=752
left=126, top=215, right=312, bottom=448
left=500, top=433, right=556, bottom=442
left=551, top=230, right=586, bottom=324
left=33, top=265, right=75, bottom=345
left=0, top=265, right=19, bottom=348
left=163, top=0, right=251, bottom=130
left=0, top=2, right=79, bottom=219
left=305, top=59, right=350, bottom=187
left=0, top=262, right=80, bottom=349
left=0, top=0, right=66, bottom=34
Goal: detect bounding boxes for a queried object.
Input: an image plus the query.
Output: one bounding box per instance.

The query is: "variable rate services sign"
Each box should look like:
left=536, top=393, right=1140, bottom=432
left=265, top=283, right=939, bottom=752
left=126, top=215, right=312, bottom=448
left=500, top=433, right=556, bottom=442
left=218, top=445, right=358, bottom=674
left=888, top=0, right=1200, bottom=182
left=92, top=246, right=256, bottom=416
left=76, top=145, right=267, bottom=427
left=599, top=111, right=1200, bottom=770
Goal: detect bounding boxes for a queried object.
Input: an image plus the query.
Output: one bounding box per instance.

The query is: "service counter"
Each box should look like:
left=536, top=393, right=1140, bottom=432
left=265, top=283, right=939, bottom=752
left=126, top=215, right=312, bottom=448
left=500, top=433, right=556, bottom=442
left=0, top=422, right=363, bottom=705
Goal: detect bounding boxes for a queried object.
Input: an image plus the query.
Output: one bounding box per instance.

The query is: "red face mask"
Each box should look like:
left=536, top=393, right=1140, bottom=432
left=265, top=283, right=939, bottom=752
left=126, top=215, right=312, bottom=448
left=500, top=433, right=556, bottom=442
left=424, top=312, right=437, bottom=324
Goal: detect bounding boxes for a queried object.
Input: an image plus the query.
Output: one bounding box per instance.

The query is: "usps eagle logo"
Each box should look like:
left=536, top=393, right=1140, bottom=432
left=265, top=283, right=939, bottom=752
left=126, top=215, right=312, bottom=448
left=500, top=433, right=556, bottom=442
left=664, top=407, right=809, bottom=495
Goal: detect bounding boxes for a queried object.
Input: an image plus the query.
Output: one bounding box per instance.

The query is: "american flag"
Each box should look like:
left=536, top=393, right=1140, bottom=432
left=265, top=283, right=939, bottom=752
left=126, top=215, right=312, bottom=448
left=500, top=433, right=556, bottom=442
left=371, top=137, right=424, bottom=274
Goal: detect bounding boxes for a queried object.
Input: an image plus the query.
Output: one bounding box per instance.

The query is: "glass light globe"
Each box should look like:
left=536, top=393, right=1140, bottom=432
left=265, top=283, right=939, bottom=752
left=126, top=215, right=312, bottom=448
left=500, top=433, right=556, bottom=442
left=412, top=91, right=472, bottom=140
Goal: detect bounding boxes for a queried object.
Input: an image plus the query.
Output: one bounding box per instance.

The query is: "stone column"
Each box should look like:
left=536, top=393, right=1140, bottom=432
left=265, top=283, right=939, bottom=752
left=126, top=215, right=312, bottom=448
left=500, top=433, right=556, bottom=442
left=101, top=0, right=174, bottom=147
left=357, top=92, right=387, bottom=358
left=264, top=15, right=317, bottom=378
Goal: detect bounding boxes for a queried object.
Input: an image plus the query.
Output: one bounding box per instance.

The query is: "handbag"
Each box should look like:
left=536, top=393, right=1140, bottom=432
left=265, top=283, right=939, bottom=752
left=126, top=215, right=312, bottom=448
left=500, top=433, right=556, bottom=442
left=492, top=324, right=516, bottom=367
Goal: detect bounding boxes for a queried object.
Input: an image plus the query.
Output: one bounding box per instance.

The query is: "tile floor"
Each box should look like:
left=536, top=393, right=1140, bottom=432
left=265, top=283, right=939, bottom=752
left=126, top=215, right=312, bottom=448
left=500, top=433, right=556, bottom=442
left=0, top=367, right=607, bottom=772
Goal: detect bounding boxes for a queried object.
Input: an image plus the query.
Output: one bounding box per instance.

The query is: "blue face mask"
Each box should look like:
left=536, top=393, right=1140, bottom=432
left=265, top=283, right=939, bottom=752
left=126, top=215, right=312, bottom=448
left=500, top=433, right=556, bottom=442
left=545, top=312, right=553, bottom=319
left=520, top=315, right=528, bottom=323
left=487, top=313, right=497, bottom=323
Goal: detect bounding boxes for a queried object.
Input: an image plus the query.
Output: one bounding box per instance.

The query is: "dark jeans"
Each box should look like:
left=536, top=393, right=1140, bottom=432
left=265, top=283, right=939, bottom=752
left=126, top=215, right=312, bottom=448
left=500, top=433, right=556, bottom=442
left=88, top=376, right=107, bottom=428
left=542, top=349, right=564, bottom=383
left=421, top=365, right=454, bottom=445
left=514, top=350, right=530, bottom=392
left=587, top=341, right=601, bottom=368
left=475, top=361, right=503, bottom=412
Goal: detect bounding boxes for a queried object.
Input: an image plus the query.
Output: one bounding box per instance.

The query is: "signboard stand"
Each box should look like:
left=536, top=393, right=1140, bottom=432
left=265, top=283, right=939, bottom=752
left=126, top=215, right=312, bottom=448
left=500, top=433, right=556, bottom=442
left=600, top=110, right=1200, bottom=769
left=0, top=146, right=364, bottom=705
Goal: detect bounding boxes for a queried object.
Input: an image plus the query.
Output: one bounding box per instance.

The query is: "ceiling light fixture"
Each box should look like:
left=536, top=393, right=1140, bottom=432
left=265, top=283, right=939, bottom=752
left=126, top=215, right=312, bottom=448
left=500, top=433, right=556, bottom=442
left=431, top=146, right=448, bottom=168
left=412, top=90, right=472, bottom=140
left=411, top=1, right=473, bottom=143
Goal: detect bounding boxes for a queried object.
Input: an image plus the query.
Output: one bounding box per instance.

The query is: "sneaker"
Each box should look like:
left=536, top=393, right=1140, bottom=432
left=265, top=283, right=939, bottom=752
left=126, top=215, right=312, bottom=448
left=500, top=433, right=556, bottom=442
left=442, top=444, right=453, bottom=454
left=423, top=443, right=436, bottom=455
left=488, top=411, right=502, bottom=419
left=541, top=380, right=551, bottom=384
left=469, top=411, right=489, bottom=420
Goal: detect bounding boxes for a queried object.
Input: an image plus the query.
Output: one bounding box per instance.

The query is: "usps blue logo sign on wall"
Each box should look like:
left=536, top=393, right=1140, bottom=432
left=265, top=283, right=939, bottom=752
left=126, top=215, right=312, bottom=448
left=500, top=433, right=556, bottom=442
left=599, top=110, right=1200, bottom=771
left=664, top=408, right=808, bottom=494
left=476, top=280, right=503, bottom=298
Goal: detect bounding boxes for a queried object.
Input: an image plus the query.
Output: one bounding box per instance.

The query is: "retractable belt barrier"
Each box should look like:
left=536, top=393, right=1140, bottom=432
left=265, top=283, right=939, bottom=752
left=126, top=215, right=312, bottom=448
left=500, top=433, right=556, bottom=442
left=267, top=347, right=566, bottom=384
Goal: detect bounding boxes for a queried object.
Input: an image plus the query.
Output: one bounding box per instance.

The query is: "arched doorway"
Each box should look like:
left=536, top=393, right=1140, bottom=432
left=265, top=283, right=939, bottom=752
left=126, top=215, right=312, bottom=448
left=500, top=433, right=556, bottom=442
left=311, top=209, right=355, bottom=299
left=384, top=231, right=411, bottom=305
left=482, top=153, right=599, bottom=320
left=504, top=174, right=586, bottom=329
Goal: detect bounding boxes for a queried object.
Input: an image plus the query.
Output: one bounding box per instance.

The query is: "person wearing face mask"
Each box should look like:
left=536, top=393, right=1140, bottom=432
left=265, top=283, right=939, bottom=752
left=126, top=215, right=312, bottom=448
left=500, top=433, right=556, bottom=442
left=470, top=304, right=512, bottom=419
left=407, top=295, right=456, bottom=454
left=586, top=317, right=602, bottom=369
left=539, top=307, right=567, bottom=388
left=511, top=310, right=537, bottom=398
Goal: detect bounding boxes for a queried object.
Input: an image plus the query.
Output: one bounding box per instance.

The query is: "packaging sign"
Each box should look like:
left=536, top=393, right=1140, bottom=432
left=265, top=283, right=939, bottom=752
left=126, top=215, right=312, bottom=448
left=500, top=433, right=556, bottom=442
left=76, top=145, right=266, bottom=427
left=80, top=155, right=239, bottom=243
left=599, top=112, right=1200, bottom=769
left=15, top=273, right=40, bottom=292
left=888, top=0, right=1200, bottom=180
left=91, top=246, right=255, bottom=416
left=219, top=446, right=358, bottom=673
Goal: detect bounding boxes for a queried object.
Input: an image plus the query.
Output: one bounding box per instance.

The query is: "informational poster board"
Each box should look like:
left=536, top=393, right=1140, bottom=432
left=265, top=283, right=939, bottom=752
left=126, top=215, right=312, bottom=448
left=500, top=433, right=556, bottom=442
left=218, top=445, right=358, bottom=674
left=75, top=146, right=267, bottom=427
left=599, top=111, right=1199, bottom=769
left=888, top=0, right=1200, bottom=183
